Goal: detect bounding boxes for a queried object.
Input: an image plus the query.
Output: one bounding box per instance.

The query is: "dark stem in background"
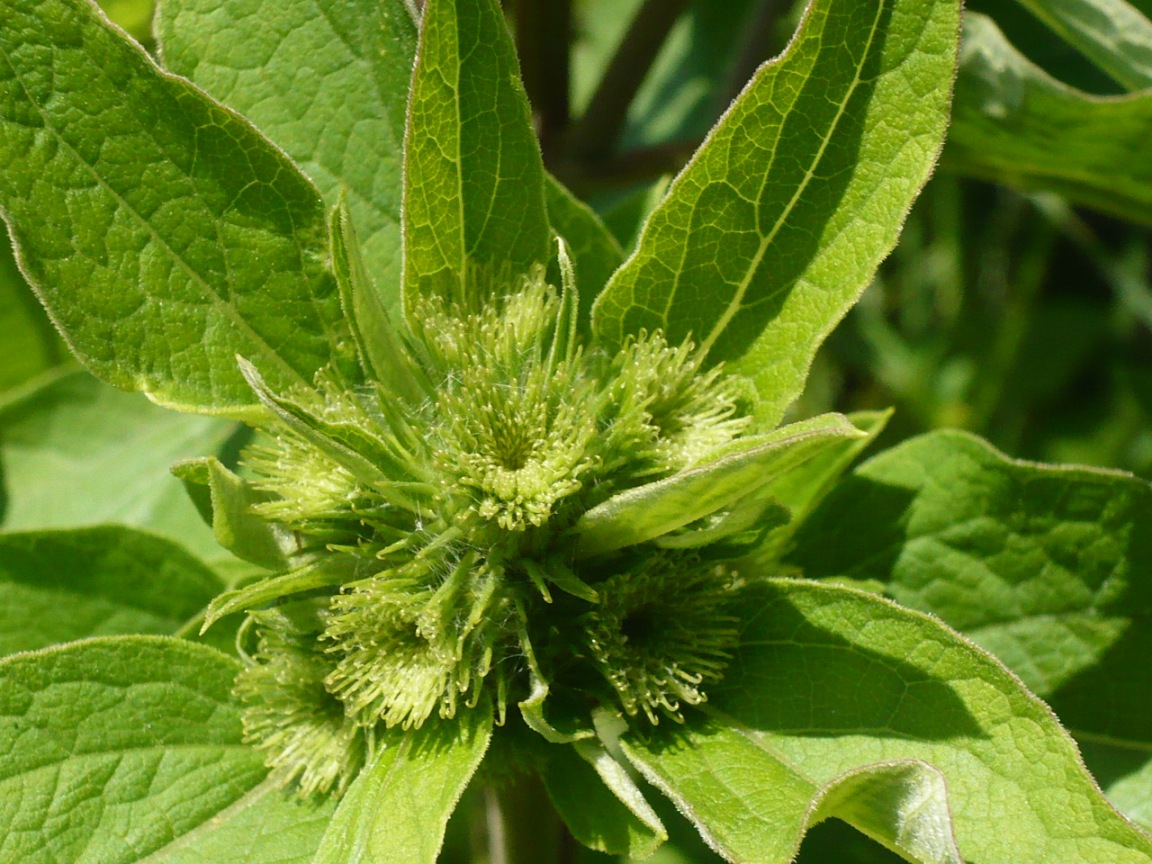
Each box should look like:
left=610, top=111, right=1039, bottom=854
left=565, top=0, right=691, bottom=162
left=719, top=0, right=786, bottom=110
left=509, top=0, right=572, bottom=157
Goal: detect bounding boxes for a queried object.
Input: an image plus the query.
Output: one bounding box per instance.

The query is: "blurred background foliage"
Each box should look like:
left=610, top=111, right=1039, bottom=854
left=5, top=0, right=1152, bottom=860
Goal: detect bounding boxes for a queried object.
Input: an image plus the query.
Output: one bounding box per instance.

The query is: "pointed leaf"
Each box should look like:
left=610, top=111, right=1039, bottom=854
left=946, top=13, right=1152, bottom=226
left=0, top=527, right=223, bottom=656
left=0, top=636, right=332, bottom=864
left=155, top=0, right=417, bottom=314
left=329, top=200, right=429, bottom=403
left=0, top=0, right=346, bottom=415
left=591, top=0, right=960, bottom=427
left=623, top=580, right=1152, bottom=864
left=203, top=557, right=357, bottom=632
left=312, top=713, right=492, bottom=864
left=573, top=414, right=862, bottom=558
left=402, top=0, right=550, bottom=314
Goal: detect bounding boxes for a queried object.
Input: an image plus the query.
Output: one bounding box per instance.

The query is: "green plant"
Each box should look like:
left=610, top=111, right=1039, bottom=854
left=2, top=0, right=1152, bottom=862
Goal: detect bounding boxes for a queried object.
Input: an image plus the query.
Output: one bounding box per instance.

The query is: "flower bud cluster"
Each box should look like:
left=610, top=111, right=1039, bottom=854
left=234, top=264, right=755, bottom=796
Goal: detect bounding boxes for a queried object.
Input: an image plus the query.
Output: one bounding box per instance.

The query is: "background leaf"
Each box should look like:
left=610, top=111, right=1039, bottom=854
left=0, top=243, right=65, bottom=396
left=0, top=370, right=237, bottom=561
left=0, top=0, right=346, bottom=414
left=1012, top=0, right=1152, bottom=91
left=624, top=579, right=1152, bottom=864
left=0, top=636, right=332, bottom=864
left=402, top=0, right=550, bottom=313
left=592, top=0, right=959, bottom=428
left=0, top=526, right=223, bottom=656
left=945, top=13, right=1152, bottom=226
left=155, top=0, right=417, bottom=316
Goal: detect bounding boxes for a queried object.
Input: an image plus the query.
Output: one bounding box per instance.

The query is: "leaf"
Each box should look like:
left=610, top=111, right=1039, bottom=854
left=623, top=579, right=1152, bottom=864
left=0, top=526, right=223, bottom=656
left=1013, top=0, right=1152, bottom=91
left=312, top=713, right=492, bottom=864
left=591, top=0, right=960, bottom=427
left=0, top=0, right=346, bottom=415
left=785, top=429, right=1152, bottom=832
left=0, top=370, right=237, bottom=560
left=572, top=413, right=863, bottom=558
left=542, top=741, right=666, bottom=858
left=155, top=0, right=417, bottom=315
left=203, top=558, right=356, bottom=632
left=171, top=457, right=291, bottom=571
left=402, top=0, right=550, bottom=314
left=945, top=13, right=1152, bottom=226
left=328, top=200, right=429, bottom=404
left=0, top=636, right=333, bottom=864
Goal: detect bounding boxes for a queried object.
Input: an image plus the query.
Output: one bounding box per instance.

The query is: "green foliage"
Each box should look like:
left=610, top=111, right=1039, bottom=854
left=1, top=0, right=1151, bottom=862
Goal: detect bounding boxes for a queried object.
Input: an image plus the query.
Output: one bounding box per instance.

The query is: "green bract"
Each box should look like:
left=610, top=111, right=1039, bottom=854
left=3, top=0, right=1152, bottom=862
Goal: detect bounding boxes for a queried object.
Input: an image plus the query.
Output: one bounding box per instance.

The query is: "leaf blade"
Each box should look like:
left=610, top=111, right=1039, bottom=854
left=0, top=0, right=345, bottom=414
left=591, top=0, right=960, bottom=427
left=401, top=0, right=550, bottom=314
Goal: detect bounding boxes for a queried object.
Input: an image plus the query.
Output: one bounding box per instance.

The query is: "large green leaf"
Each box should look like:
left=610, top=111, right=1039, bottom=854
left=623, top=580, right=1152, bottom=864
left=591, top=0, right=959, bottom=427
left=0, top=370, right=235, bottom=560
left=1013, top=0, right=1152, bottom=91
left=155, top=0, right=417, bottom=315
left=786, top=429, right=1152, bottom=834
left=0, top=526, right=223, bottom=656
left=0, top=636, right=333, bottom=864
left=946, top=13, right=1152, bottom=226
left=402, top=0, right=550, bottom=314
left=0, top=0, right=346, bottom=415
left=312, top=713, right=492, bottom=864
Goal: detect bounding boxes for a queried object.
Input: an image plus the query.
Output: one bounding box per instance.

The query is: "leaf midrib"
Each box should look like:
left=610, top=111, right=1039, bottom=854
left=697, top=2, right=886, bottom=357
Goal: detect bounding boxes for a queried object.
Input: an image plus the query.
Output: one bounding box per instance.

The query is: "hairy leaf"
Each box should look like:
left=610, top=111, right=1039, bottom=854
left=573, top=414, right=862, bottom=558
left=0, top=0, right=346, bottom=415
left=592, top=0, right=959, bottom=427
left=312, top=714, right=492, bottom=864
left=155, top=0, right=417, bottom=315
left=624, top=580, right=1152, bottom=864
left=0, top=637, right=331, bottom=864
left=787, top=429, right=1152, bottom=833
left=402, top=0, right=550, bottom=314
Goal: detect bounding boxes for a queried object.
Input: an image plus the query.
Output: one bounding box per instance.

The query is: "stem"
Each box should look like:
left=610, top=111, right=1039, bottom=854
left=718, top=0, right=785, bottom=110
left=566, top=0, right=691, bottom=161
left=483, top=775, right=565, bottom=864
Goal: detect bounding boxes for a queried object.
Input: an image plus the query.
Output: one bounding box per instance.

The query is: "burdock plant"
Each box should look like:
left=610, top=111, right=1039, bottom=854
left=3, top=0, right=1152, bottom=862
